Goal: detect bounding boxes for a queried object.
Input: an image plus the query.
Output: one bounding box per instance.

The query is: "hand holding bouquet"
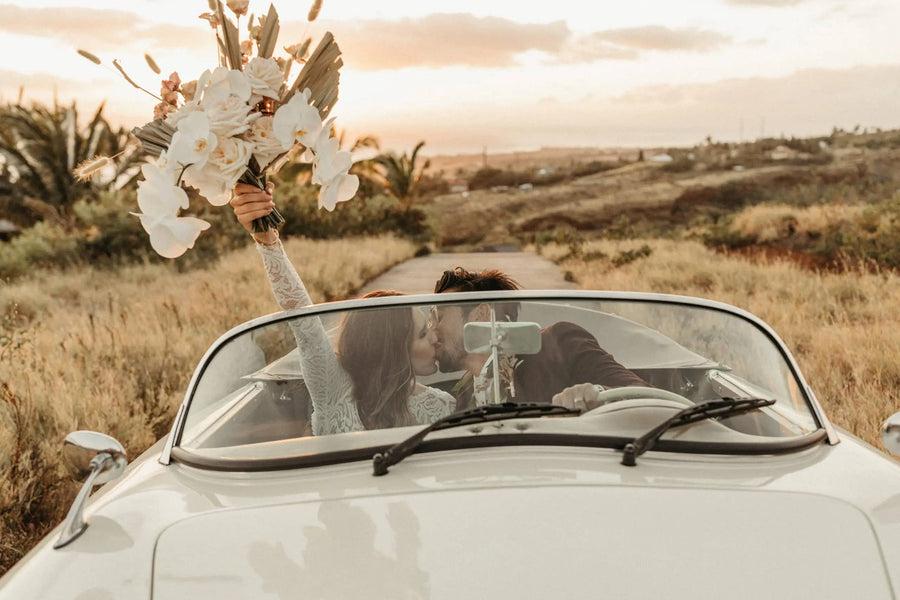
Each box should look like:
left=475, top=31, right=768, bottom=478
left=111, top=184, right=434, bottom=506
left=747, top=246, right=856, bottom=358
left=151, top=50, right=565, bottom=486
left=78, top=0, right=357, bottom=258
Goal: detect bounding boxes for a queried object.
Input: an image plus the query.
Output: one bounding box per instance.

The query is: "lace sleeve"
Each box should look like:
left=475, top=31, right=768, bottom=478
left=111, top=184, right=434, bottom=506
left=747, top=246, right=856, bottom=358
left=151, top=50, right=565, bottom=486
left=407, top=386, right=457, bottom=424
left=256, top=240, right=364, bottom=435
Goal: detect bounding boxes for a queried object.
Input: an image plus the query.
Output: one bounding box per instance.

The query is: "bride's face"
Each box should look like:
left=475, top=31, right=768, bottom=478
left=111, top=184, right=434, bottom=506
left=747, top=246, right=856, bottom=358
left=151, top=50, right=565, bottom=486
left=409, top=308, right=439, bottom=376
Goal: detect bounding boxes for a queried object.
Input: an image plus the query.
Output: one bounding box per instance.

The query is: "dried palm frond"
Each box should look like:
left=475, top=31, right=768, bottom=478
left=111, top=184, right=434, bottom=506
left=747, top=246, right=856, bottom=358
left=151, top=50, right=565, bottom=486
left=257, top=4, right=280, bottom=59
left=215, top=0, right=242, bottom=70
left=282, top=32, right=342, bottom=119
left=131, top=119, right=176, bottom=159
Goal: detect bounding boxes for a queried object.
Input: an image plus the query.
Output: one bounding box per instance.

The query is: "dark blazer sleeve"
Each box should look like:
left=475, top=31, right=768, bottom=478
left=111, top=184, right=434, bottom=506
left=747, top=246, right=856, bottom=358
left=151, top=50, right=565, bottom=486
left=543, top=321, right=648, bottom=389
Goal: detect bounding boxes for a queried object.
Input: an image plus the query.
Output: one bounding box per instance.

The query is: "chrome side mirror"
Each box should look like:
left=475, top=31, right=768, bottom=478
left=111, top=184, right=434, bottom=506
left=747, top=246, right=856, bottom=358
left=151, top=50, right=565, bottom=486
left=883, top=413, right=900, bottom=458
left=54, top=431, right=127, bottom=549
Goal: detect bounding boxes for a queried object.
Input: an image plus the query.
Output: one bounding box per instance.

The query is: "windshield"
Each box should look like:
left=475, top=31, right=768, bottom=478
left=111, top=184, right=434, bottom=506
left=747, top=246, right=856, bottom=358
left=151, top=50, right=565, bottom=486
left=176, top=296, right=819, bottom=460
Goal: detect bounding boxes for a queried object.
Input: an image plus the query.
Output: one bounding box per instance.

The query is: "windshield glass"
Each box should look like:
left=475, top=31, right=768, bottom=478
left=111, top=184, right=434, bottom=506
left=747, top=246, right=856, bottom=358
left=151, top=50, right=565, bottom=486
left=177, top=297, right=818, bottom=458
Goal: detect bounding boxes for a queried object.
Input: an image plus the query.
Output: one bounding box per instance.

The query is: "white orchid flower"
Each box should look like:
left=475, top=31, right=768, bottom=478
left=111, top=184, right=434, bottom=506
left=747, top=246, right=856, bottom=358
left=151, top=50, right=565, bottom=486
left=311, top=134, right=352, bottom=186
left=272, top=89, right=323, bottom=150
left=137, top=162, right=188, bottom=214
left=132, top=163, right=210, bottom=258
left=311, top=131, right=358, bottom=210
left=168, top=111, right=218, bottom=169
left=318, top=173, right=359, bottom=211
left=134, top=212, right=211, bottom=259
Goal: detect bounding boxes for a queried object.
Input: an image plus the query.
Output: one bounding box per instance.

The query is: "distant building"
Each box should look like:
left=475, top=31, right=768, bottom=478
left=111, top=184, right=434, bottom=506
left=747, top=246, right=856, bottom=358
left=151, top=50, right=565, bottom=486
left=448, top=180, right=469, bottom=194
left=650, top=154, right=673, bottom=163
left=770, top=145, right=799, bottom=161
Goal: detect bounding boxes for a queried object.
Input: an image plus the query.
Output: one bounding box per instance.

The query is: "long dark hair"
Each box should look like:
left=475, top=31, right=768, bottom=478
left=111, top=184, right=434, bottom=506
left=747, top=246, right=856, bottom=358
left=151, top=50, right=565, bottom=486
left=337, top=290, right=416, bottom=430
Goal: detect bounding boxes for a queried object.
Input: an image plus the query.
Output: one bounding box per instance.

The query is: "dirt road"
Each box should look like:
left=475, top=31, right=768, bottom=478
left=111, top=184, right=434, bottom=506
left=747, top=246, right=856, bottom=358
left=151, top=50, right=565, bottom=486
left=360, top=252, right=576, bottom=295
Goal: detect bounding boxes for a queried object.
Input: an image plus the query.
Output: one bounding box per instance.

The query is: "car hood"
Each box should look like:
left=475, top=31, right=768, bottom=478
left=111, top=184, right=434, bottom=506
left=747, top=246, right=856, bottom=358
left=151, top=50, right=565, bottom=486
left=153, top=485, right=892, bottom=599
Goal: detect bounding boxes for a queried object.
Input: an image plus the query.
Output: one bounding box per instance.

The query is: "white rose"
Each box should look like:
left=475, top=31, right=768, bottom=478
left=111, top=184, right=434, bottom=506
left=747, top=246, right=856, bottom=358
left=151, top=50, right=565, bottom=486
left=208, top=136, right=253, bottom=185
left=197, top=67, right=251, bottom=106
left=245, top=57, right=283, bottom=102
left=182, top=137, right=253, bottom=206
left=206, top=94, right=254, bottom=137
left=244, top=116, right=284, bottom=169
left=165, top=100, right=201, bottom=128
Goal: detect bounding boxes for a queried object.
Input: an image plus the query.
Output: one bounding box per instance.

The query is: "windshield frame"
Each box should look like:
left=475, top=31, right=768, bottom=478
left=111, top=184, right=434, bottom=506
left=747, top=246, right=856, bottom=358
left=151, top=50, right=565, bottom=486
left=159, top=290, right=838, bottom=467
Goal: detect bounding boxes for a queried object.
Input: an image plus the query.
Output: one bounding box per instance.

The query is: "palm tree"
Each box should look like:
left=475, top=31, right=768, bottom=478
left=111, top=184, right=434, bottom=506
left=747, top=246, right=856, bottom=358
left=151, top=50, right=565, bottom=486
left=373, top=141, right=429, bottom=212
left=0, top=100, right=141, bottom=228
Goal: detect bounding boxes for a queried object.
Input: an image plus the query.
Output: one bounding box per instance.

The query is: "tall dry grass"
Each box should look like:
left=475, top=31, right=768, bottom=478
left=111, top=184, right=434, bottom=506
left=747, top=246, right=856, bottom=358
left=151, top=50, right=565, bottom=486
left=539, top=238, right=900, bottom=450
left=0, top=235, right=416, bottom=572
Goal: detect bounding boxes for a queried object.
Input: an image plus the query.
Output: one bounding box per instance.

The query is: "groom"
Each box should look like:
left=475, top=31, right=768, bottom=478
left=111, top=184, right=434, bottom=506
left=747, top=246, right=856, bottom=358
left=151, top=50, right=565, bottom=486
left=431, top=267, right=648, bottom=410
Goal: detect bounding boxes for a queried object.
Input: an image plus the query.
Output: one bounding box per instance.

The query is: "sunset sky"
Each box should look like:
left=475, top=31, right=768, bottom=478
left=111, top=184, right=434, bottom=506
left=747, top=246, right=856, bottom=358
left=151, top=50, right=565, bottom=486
left=1, top=0, right=898, bottom=154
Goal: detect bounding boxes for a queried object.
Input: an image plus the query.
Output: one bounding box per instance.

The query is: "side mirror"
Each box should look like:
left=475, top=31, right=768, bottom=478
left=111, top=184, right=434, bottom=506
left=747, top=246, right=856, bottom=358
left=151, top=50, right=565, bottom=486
left=464, top=321, right=542, bottom=355
left=883, top=413, right=900, bottom=458
left=54, top=431, right=128, bottom=549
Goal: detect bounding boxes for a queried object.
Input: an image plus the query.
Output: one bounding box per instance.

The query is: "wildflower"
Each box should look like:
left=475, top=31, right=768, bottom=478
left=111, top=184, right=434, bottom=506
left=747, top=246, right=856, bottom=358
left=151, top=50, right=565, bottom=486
left=198, top=12, right=219, bottom=28
left=226, top=0, right=249, bottom=16
left=73, top=156, right=112, bottom=182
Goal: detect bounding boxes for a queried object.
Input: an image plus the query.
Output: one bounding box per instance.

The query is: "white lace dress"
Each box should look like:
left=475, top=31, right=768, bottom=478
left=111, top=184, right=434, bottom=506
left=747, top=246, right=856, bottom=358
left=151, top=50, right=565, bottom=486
left=256, top=240, right=456, bottom=435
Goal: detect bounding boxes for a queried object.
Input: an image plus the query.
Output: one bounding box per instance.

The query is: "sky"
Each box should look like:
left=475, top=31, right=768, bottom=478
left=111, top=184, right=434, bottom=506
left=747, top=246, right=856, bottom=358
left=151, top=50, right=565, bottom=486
left=1, top=0, right=899, bottom=154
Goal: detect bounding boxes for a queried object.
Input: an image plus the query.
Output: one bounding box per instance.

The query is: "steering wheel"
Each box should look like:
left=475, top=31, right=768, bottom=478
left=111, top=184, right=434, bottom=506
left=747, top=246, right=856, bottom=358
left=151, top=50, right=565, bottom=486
left=584, top=386, right=694, bottom=414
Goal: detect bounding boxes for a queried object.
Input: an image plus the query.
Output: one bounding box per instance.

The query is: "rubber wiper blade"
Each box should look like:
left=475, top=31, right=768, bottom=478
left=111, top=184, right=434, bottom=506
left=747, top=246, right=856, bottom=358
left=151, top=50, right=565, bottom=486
left=621, top=397, right=776, bottom=466
left=373, top=402, right=580, bottom=476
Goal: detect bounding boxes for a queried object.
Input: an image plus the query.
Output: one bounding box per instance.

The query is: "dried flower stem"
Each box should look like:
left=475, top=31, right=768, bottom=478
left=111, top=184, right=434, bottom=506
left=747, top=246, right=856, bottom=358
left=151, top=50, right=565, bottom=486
left=113, top=60, right=163, bottom=101
left=77, top=49, right=101, bottom=65
left=307, top=0, right=323, bottom=22
left=73, top=156, right=113, bottom=182
left=144, top=53, right=161, bottom=75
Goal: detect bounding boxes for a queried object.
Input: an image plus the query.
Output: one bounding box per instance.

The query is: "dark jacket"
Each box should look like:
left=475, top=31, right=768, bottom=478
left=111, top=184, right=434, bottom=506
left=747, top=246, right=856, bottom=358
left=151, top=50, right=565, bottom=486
left=454, top=321, right=646, bottom=408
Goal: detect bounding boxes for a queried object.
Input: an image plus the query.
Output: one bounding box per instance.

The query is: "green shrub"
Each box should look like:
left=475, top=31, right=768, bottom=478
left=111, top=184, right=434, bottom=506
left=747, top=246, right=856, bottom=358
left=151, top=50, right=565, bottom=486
left=276, top=188, right=431, bottom=241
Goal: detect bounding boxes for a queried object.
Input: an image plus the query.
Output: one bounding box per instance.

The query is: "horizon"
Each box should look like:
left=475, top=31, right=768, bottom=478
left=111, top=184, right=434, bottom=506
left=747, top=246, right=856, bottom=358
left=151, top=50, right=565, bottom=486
left=1, top=0, right=898, bottom=155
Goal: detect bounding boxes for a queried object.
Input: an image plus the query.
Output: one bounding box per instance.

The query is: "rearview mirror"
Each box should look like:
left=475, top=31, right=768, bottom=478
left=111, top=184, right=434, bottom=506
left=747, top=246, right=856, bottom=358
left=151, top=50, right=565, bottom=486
left=464, top=321, right=542, bottom=355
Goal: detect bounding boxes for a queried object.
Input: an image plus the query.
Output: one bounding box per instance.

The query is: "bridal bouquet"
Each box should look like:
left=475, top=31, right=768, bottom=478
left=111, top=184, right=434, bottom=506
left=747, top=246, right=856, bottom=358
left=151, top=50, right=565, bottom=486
left=78, top=0, right=357, bottom=258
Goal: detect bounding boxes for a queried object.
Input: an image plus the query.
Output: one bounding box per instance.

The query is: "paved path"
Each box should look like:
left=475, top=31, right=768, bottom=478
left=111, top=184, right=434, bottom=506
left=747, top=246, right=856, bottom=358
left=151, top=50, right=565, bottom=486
left=360, top=252, right=577, bottom=295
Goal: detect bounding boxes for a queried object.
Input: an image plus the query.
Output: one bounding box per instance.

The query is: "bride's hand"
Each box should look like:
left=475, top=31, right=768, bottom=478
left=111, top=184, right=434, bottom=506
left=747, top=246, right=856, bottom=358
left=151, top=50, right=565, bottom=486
left=231, top=182, right=278, bottom=245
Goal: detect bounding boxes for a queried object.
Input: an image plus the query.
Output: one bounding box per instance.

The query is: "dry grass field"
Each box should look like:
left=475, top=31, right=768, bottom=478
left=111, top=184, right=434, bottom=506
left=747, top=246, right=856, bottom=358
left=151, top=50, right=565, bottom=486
left=537, top=238, right=900, bottom=451
left=0, top=235, right=416, bottom=573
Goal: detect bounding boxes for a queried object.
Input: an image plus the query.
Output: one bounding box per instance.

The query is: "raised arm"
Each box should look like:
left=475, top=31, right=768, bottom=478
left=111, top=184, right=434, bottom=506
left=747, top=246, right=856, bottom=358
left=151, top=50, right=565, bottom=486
left=230, top=184, right=364, bottom=434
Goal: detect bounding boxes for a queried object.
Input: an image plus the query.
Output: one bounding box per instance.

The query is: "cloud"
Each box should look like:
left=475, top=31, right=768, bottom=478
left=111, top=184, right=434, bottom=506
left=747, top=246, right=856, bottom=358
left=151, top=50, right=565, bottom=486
left=1, top=5, right=731, bottom=72
left=558, top=25, right=730, bottom=63
left=0, top=4, right=209, bottom=52
left=723, top=0, right=805, bottom=6
left=590, top=26, right=731, bottom=52
left=315, top=13, right=569, bottom=70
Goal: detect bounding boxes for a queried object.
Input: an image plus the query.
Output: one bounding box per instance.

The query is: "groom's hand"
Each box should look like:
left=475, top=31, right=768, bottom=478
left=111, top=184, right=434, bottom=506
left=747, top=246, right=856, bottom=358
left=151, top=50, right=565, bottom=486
left=231, top=182, right=278, bottom=245
left=552, top=383, right=603, bottom=411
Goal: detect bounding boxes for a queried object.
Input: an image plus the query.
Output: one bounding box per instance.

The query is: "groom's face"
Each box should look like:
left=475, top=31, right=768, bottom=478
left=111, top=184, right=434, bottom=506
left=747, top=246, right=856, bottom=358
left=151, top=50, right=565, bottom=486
left=432, top=305, right=469, bottom=371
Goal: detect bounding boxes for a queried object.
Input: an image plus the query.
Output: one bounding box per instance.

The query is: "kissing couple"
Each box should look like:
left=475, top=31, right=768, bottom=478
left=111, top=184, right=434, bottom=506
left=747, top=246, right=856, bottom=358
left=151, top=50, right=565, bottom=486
left=231, top=183, right=647, bottom=436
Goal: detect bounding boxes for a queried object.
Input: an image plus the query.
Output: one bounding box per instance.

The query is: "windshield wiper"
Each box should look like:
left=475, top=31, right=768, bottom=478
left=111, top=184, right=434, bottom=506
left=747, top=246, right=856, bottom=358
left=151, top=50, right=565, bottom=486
left=621, top=397, right=776, bottom=466
left=372, top=402, right=581, bottom=476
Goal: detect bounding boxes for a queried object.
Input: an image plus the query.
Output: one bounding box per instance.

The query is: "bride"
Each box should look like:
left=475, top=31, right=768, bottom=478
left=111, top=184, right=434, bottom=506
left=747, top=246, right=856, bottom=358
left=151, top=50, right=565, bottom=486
left=231, top=182, right=456, bottom=435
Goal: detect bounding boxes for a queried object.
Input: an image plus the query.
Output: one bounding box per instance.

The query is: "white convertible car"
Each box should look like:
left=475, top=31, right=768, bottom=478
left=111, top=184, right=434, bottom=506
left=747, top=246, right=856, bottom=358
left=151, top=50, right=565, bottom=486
left=2, top=291, right=900, bottom=599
